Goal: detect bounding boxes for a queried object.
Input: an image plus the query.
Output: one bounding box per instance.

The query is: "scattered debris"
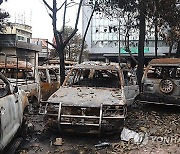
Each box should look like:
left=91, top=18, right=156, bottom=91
left=121, top=127, right=148, bottom=146
left=95, top=142, right=111, bottom=150
left=15, top=94, right=180, bottom=154
left=54, top=138, right=63, bottom=146
left=18, top=150, right=28, bottom=154
left=27, top=123, right=34, bottom=131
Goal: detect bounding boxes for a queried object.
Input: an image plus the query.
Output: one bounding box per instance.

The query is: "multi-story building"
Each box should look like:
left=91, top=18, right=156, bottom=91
left=1, top=22, right=52, bottom=66
left=5, top=22, right=32, bottom=42
left=31, top=38, right=50, bottom=65
left=82, top=1, right=174, bottom=65
left=0, top=22, right=41, bottom=66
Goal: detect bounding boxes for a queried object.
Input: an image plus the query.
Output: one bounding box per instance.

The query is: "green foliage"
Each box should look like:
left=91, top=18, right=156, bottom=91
left=51, top=26, right=88, bottom=61
left=93, top=0, right=180, bottom=47
left=149, top=0, right=180, bottom=49
left=63, top=26, right=88, bottom=61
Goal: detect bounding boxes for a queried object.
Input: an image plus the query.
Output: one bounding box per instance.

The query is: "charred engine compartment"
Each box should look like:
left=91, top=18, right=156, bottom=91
left=40, top=102, right=126, bottom=134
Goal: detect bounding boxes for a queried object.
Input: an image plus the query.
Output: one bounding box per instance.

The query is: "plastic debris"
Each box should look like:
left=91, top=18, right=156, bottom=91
left=95, top=142, right=111, bottom=149
left=54, top=138, right=63, bottom=146
left=121, top=127, right=148, bottom=146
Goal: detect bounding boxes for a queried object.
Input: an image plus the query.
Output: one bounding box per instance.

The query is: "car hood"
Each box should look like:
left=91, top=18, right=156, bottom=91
left=48, top=86, right=125, bottom=107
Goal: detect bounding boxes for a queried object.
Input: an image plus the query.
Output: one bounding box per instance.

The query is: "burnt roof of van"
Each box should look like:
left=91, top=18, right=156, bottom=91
left=73, top=61, right=121, bottom=71
left=149, top=58, right=180, bottom=65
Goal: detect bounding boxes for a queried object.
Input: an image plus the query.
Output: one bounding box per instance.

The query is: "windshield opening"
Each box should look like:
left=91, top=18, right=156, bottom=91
left=66, top=68, right=121, bottom=88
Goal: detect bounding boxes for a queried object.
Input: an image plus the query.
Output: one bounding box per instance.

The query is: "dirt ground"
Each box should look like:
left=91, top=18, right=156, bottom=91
left=15, top=102, right=180, bottom=154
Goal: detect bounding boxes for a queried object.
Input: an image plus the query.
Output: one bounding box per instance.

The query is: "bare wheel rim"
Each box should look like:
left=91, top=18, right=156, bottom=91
left=159, top=79, right=174, bottom=94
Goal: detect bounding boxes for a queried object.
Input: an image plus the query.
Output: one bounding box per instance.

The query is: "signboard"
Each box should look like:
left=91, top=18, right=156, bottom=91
left=120, top=47, right=149, bottom=53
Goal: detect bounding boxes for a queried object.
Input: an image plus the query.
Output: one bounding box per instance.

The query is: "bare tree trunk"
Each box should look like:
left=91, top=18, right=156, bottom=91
left=155, top=20, right=158, bottom=58
left=137, top=0, right=146, bottom=92
left=125, top=32, right=138, bottom=65
left=168, top=43, right=173, bottom=57
left=176, top=40, right=180, bottom=58
left=59, top=45, right=65, bottom=84
left=79, top=5, right=96, bottom=64
left=43, top=0, right=83, bottom=85
left=51, top=0, right=65, bottom=85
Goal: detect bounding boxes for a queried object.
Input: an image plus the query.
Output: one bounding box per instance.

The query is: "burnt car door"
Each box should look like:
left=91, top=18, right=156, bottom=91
left=0, top=73, right=25, bottom=150
left=39, top=68, right=51, bottom=101
left=48, top=69, right=60, bottom=97
left=39, top=68, right=60, bottom=101
left=123, top=69, right=139, bottom=105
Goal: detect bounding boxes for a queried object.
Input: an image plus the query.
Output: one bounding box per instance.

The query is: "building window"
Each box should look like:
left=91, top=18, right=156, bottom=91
left=17, top=36, right=24, bottom=41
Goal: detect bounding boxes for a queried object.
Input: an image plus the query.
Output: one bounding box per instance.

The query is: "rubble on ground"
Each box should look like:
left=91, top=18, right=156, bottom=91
left=16, top=102, right=180, bottom=154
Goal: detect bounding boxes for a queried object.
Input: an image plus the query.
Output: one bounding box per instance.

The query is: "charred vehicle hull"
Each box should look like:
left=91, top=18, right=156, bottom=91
left=0, top=73, right=28, bottom=151
left=0, top=53, right=41, bottom=103
left=140, top=58, right=180, bottom=106
left=38, top=66, right=60, bottom=101
left=40, top=62, right=138, bottom=135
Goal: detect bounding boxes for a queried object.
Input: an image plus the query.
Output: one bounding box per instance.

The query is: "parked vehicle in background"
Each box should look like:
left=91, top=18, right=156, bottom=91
left=43, top=60, right=76, bottom=80
left=38, top=66, right=60, bottom=101
left=0, top=53, right=40, bottom=103
left=0, top=72, right=29, bottom=151
left=140, top=58, right=180, bottom=106
left=40, top=61, right=138, bottom=135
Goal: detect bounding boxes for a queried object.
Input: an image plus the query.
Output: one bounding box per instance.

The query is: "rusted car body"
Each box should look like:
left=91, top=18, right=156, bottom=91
left=38, top=66, right=60, bottom=101
left=0, top=54, right=40, bottom=103
left=42, top=63, right=75, bottom=80
left=40, top=62, right=138, bottom=134
left=0, top=72, right=28, bottom=151
left=140, top=58, right=180, bottom=106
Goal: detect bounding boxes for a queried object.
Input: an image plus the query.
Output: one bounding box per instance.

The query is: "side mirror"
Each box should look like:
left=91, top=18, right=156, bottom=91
left=127, top=72, right=132, bottom=77
left=13, top=86, right=18, bottom=93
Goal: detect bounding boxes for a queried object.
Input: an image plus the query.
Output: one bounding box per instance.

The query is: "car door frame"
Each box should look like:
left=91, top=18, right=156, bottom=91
left=123, top=69, right=139, bottom=105
left=0, top=75, right=22, bottom=150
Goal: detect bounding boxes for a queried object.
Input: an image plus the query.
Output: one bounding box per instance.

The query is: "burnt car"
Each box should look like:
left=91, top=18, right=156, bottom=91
left=0, top=53, right=40, bottom=103
left=40, top=62, right=138, bottom=134
left=140, top=58, right=180, bottom=106
left=38, top=66, right=60, bottom=101
left=0, top=72, right=29, bottom=151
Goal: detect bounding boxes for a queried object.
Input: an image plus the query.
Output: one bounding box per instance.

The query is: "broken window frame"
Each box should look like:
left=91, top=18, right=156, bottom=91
left=146, top=65, right=180, bottom=79
left=65, top=68, right=121, bottom=88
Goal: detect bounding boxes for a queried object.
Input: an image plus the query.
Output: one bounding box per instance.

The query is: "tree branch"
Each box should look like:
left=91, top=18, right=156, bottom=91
left=57, top=0, right=66, bottom=11
left=62, top=0, right=67, bottom=34
left=46, top=41, right=57, bottom=50
left=79, top=3, right=96, bottom=64
left=67, top=2, right=79, bottom=8
left=42, top=0, right=53, bottom=12
left=74, top=0, right=83, bottom=30
left=48, top=13, right=53, bottom=19
left=64, top=29, right=78, bottom=46
left=125, top=48, right=138, bottom=65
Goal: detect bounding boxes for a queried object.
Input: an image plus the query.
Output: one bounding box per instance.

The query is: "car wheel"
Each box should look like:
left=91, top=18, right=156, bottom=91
left=159, top=78, right=174, bottom=94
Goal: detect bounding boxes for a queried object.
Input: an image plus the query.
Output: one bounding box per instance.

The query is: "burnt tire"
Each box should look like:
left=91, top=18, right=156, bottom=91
left=159, top=78, right=174, bottom=94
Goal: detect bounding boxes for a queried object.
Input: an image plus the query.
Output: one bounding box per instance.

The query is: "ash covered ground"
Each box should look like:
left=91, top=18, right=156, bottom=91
left=15, top=103, right=180, bottom=154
